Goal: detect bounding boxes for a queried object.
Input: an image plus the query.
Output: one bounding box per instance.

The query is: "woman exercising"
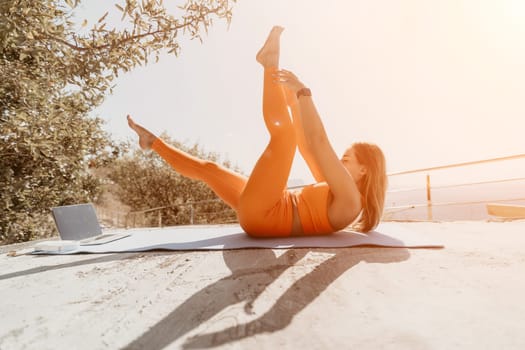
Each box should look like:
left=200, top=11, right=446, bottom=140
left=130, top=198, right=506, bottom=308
left=128, top=26, right=387, bottom=237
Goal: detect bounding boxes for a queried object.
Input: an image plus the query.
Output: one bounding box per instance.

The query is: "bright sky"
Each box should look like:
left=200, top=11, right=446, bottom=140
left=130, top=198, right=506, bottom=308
left=80, top=0, right=525, bottom=185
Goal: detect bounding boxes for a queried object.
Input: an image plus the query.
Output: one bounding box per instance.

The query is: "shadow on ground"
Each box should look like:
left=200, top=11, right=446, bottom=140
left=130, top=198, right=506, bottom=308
left=0, top=252, right=171, bottom=281
left=123, top=246, right=411, bottom=349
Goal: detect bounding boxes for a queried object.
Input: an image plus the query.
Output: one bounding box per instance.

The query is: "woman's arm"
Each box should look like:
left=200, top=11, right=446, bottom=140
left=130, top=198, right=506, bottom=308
left=287, top=95, right=325, bottom=182
left=275, top=70, right=362, bottom=227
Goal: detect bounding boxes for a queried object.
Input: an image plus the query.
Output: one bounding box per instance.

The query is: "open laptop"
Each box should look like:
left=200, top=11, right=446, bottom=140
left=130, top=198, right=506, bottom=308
left=51, top=203, right=130, bottom=245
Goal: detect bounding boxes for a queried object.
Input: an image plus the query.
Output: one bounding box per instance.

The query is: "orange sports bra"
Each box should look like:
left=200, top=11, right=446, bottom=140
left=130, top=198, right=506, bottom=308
left=293, top=182, right=336, bottom=235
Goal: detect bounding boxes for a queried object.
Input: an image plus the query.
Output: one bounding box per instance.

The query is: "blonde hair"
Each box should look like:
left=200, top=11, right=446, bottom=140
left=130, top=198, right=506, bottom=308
left=351, top=142, right=387, bottom=232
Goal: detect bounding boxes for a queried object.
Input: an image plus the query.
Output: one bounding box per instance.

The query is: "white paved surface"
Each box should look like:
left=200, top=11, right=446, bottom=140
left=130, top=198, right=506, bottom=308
left=1, top=221, right=525, bottom=349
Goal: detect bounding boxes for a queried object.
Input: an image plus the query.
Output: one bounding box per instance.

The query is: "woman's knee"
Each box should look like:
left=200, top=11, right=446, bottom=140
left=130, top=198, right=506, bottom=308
left=202, top=160, right=220, bottom=172
left=267, top=122, right=295, bottom=142
left=198, top=160, right=225, bottom=180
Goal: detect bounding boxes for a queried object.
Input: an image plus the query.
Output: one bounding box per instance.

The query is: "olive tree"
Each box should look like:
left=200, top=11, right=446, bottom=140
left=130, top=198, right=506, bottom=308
left=0, top=0, right=237, bottom=244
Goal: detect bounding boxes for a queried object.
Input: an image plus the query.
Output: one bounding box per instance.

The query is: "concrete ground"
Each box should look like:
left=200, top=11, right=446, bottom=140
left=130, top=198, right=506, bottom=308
left=1, top=221, right=525, bottom=350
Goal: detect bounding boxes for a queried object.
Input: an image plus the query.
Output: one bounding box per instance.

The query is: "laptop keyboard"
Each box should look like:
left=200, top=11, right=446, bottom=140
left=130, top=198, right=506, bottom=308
left=80, top=234, right=115, bottom=243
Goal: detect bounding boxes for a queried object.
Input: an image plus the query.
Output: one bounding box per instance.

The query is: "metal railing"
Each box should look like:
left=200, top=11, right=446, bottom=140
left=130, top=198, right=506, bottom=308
left=384, top=153, right=525, bottom=221
left=96, top=199, right=237, bottom=229
left=128, top=199, right=237, bottom=228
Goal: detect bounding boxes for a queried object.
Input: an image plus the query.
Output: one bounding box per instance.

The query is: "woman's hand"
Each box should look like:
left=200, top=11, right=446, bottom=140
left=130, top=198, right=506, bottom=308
left=273, top=69, right=306, bottom=94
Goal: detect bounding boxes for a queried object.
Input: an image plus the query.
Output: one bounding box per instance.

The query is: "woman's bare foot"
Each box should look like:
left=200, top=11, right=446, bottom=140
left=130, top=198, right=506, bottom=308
left=256, top=26, right=284, bottom=68
left=127, top=115, right=156, bottom=150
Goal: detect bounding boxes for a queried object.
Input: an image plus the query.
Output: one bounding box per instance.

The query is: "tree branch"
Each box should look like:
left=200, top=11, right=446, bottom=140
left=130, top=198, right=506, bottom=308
left=35, top=6, right=223, bottom=53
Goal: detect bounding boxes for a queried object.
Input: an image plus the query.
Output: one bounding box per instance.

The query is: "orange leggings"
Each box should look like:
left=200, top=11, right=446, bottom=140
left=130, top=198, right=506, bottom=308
left=151, top=68, right=296, bottom=236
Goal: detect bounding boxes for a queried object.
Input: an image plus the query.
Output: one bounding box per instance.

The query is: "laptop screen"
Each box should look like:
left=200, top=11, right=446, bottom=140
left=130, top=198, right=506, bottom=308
left=51, top=203, right=103, bottom=240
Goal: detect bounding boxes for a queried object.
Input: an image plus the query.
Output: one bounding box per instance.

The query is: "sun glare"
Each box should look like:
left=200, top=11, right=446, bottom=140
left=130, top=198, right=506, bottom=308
left=505, top=0, right=525, bottom=23
left=477, top=0, right=525, bottom=36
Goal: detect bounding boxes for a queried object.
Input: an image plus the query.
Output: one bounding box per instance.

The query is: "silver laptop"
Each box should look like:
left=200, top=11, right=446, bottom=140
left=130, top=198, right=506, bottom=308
left=51, top=203, right=130, bottom=245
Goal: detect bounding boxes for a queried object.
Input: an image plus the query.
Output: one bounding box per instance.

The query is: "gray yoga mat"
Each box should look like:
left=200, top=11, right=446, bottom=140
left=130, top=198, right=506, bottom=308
left=32, top=222, right=443, bottom=254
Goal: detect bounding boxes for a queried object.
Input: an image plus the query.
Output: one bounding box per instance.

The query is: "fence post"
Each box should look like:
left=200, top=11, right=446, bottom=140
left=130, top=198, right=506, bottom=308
left=426, top=174, right=433, bottom=221
left=190, top=205, right=194, bottom=225
left=158, top=210, right=162, bottom=227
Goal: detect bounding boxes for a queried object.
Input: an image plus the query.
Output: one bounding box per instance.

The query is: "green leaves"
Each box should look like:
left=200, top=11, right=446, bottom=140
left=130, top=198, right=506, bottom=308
left=1, top=0, right=237, bottom=244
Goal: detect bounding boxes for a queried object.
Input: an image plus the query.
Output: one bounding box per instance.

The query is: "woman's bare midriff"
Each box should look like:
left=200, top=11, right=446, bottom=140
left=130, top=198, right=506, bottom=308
left=290, top=195, right=304, bottom=235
